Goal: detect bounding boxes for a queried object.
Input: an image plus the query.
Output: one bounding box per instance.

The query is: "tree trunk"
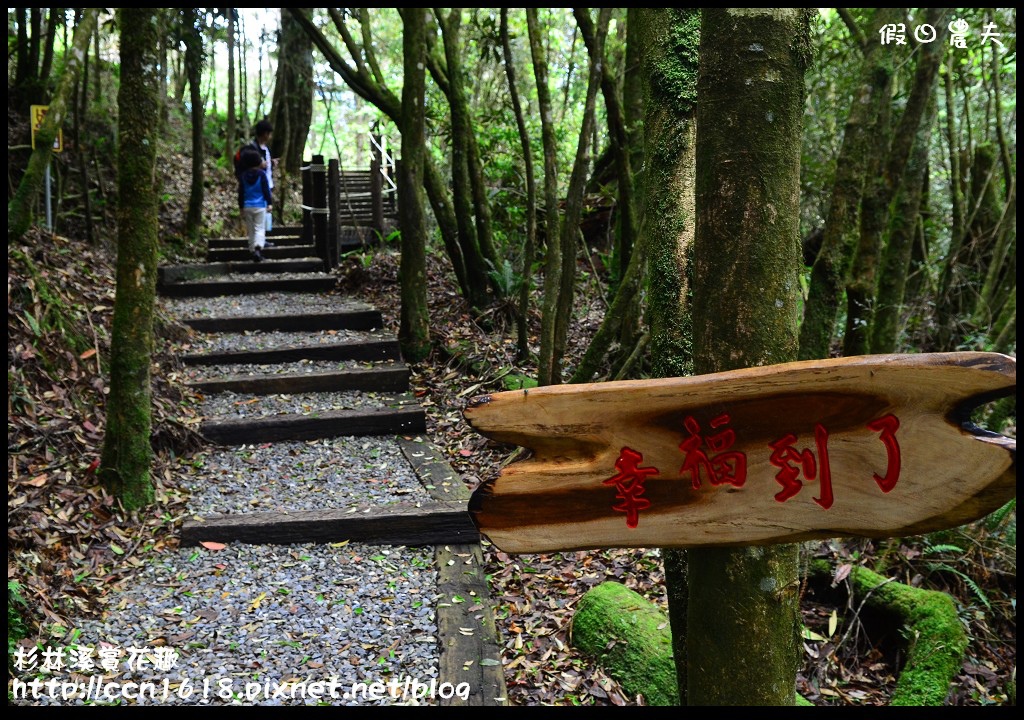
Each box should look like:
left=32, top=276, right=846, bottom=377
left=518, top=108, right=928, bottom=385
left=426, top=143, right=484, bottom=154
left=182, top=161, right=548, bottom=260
left=8, top=8, right=99, bottom=244
left=500, top=9, right=538, bottom=362
left=75, top=34, right=95, bottom=245
left=439, top=9, right=494, bottom=308
left=99, top=7, right=161, bottom=510
left=936, top=144, right=1003, bottom=350
left=942, top=64, right=964, bottom=248
left=844, top=8, right=945, bottom=356
left=798, top=8, right=898, bottom=360
left=39, top=8, right=59, bottom=98
left=397, top=8, right=430, bottom=363
left=870, top=94, right=938, bottom=354
left=271, top=8, right=314, bottom=177
left=688, top=8, right=810, bottom=705
left=183, top=9, right=204, bottom=243
left=542, top=8, right=609, bottom=386
left=633, top=8, right=700, bottom=700
left=529, top=8, right=564, bottom=386
left=576, top=8, right=636, bottom=296
left=225, top=8, right=236, bottom=167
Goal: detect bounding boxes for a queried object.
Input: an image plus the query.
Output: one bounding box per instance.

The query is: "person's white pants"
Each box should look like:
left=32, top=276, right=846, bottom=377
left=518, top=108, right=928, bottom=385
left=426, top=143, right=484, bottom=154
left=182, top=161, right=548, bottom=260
left=243, top=206, right=267, bottom=252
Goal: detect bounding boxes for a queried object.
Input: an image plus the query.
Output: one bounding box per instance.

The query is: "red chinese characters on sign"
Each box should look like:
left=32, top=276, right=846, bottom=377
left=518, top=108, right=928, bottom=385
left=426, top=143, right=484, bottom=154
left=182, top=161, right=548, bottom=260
left=679, top=414, right=748, bottom=489
left=603, top=447, right=659, bottom=529
left=768, top=424, right=834, bottom=509
left=768, top=414, right=901, bottom=508
left=868, top=414, right=901, bottom=492
left=603, top=413, right=902, bottom=524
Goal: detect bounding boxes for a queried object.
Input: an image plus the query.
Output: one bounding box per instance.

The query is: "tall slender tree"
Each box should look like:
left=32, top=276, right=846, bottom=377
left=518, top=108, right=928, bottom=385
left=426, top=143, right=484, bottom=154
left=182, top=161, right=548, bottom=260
left=182, top=9, right=205, bottom=243
left=397, top=8, right=431, bottom=362
left=224, top=8, right=237, bottom=167
left=99, top=7, right=162, bottom=510
left=687, top=8, right=811, bottom=705
left=500, top=8, right=538, bottom=361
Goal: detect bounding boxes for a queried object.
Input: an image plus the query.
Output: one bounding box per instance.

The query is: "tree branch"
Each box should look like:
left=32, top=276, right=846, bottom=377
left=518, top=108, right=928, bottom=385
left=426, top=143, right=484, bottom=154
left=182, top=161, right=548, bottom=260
left=837, top=8, right=867, bottom=52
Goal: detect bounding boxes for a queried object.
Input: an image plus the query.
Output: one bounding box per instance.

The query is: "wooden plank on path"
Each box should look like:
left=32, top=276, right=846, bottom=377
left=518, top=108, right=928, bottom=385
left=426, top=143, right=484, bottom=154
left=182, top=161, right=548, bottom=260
left=159, top=260, right=322, bottom=284
left=184, top=310, right=381, bottom=333
left=206, top=246, right=320, bottom=262
left=180, top=501, right=478, bottom=547
left=159, top=276, right=336, bottom=298
left=188, top=366, right=410, bottom=395
left=465, top=352, right=1017, bottom=553
left=181, top=337, right=400, bottom=365
left=201, top=405, right=426, bottom=444
left=435, top=543, right=509, bottom=706
left=396, top=436, right=508, bottom=705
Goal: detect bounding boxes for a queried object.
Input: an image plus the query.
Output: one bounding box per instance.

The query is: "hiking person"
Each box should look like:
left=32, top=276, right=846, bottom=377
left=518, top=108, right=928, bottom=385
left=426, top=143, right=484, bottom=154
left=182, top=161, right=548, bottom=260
left=237, top=146, right=272, bottom=261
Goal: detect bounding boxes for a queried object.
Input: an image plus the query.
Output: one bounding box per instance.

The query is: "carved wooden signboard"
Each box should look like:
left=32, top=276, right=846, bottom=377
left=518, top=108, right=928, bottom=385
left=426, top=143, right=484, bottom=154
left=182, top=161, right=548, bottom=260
left=464, top=353, right=1015, bottom=554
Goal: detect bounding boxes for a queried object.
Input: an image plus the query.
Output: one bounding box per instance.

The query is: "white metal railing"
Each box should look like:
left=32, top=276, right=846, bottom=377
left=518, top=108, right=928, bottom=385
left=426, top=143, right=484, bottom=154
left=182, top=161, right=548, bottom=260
left=369, top=132, right=397, bottom=192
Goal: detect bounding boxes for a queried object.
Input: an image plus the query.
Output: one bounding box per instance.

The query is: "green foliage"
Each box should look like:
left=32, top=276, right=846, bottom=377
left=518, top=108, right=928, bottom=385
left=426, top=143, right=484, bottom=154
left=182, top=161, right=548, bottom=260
left=486, top=257, right=523, bottom=297
left=8, top=581, right=29, bottom=669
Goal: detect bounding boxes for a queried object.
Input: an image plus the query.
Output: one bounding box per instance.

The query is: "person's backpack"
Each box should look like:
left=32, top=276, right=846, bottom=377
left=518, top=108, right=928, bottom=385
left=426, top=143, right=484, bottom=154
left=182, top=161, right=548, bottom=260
left=233, top=142, right=262, bottom=179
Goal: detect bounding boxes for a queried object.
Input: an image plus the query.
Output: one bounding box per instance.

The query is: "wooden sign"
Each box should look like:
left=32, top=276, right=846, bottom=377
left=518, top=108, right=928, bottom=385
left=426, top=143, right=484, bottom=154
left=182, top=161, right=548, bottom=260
left=30, top=105, right=63, bottom=152
left=464, top=353, right=1015, bottom=554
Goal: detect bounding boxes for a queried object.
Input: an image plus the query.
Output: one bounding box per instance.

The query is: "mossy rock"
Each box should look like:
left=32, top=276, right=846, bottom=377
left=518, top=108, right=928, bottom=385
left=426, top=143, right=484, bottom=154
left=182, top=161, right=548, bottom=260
left=570, top=581, right=679, bottom=705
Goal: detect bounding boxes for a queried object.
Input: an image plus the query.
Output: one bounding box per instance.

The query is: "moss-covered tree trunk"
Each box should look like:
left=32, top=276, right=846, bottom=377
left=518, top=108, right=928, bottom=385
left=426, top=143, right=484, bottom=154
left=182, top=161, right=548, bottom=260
left=634, top=7, right=700, bottom=701
left=688, top=8, right=810, bottom=705
left=396, top=8, right=430, bottom=363
left=870, top=94, right=938, bottom=354
left=8, top=8, right=99, bottom=244
left=99, top=7, right=161, bottom=510
left=936, top=144, right=1003, bottom=350
left=438, top=9, right=493, bottom=309
left=798, top=8, right=897, bottom=360
left=500, top=9, right=538, bottom=362
left=845, top=9, right=944, bottom=355
left=183, top=9, right=204, bottom=243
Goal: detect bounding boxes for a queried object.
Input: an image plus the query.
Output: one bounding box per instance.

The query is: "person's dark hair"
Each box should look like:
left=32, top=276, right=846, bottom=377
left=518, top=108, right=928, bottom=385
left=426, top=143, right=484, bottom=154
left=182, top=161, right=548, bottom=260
left=239, top=146, right=263, bottom=171
left=255, top=119, right=273, bottom=138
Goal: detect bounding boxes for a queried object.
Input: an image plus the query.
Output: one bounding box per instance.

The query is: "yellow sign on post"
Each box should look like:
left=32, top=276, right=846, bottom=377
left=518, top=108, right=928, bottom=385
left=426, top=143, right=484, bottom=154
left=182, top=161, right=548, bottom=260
left=30, top=105, right=63, bottom=152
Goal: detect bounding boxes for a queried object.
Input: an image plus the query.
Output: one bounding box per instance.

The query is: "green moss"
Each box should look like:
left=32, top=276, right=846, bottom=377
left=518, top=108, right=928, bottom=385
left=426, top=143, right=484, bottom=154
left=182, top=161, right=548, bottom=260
left=848, top=566, right=968, bottom=706
left=501, top=373, right=538, bottom=391
left=810, top=560, right=968, bottom=705
left=571, top=582, right=680, bottom=706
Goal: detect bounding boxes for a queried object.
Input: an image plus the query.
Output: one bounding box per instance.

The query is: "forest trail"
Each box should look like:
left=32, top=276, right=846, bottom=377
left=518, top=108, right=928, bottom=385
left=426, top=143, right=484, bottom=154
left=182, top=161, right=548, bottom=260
left=46, top=225, right=505, bottom=706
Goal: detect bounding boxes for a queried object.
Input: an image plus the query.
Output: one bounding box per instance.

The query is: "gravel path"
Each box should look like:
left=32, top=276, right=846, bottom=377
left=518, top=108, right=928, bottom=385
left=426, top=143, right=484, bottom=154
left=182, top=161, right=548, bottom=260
left=6, top=266, right=475, bottom=707
left=200, top=391, right=415, bottom=420
left=183, top=437, right=431, bottom=515
left=15, top=543, right=440, bottom=706
left=182, top=329, right=388, bottom=355
left=184, top=359, right=401, bottom=383
left=163, top=292, right=366, bottom=319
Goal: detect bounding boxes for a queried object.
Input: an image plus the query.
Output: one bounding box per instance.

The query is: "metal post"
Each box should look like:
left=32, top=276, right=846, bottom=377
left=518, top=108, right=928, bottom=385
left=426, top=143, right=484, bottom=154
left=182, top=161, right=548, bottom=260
left=302, top=160, right=313, bottom=247
left=328, top=159, right=340, bottom=268
left=44, top=162, right=53, bottom=231
left=312, top=154, right=328, bottom=272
